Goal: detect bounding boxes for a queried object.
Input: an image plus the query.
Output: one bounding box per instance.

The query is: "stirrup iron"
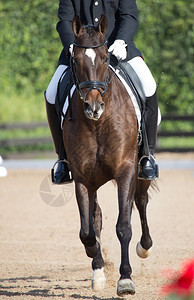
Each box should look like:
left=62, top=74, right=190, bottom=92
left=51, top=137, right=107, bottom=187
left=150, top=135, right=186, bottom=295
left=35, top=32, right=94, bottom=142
left=138, top=155, right=159, bottom=180
left=51, top=158, right=72, bottom=183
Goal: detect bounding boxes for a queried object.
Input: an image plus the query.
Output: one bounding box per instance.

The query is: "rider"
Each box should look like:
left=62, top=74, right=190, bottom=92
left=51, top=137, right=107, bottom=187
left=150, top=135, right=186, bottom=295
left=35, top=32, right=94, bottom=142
left=45, top=0, right=159, bottom=183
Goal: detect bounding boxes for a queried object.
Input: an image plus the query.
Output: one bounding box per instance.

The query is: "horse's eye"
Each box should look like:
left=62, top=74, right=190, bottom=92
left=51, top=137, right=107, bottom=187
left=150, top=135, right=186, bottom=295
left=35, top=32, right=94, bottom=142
left=104, top=57, right=109, bottom=64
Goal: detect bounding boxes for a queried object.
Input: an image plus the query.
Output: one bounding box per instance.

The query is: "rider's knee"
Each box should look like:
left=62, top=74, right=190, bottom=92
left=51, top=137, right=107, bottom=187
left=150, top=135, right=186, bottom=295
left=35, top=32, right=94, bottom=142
left=45, top=64, right=68, bottom=104
left=45, top=87, right=56, bottom=104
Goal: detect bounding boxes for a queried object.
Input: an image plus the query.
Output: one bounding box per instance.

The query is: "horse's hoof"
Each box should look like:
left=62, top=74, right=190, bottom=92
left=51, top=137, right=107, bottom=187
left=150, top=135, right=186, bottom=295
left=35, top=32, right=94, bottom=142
left=136, top=242, right=150, bottom=258
left=92, top=268, right=106, bottom=291
left=117, top=279, right=135, bottom=296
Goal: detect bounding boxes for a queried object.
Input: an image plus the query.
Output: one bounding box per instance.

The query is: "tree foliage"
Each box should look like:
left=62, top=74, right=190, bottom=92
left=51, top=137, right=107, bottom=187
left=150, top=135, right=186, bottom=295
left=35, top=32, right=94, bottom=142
left=0, top=0, right=60, bottom=93
left=0, top=0, right=193, bottom=116
left=136, top=0, right=194, bottom=114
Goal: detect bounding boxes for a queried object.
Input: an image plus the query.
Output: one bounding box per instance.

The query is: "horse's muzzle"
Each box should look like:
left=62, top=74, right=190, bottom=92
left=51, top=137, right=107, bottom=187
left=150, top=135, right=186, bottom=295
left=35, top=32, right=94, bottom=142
left=84, top=101, right=105, bottom=121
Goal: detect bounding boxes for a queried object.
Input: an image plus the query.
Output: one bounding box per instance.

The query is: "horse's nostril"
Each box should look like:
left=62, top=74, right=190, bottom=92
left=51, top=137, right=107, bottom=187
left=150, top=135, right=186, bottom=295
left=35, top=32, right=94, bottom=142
left=84, top=102, right=90, bottom=111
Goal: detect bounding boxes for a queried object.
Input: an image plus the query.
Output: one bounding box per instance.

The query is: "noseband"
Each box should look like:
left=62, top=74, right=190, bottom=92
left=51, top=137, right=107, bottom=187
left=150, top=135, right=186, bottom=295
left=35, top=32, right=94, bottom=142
left=70, top=40, right=110, bottom=101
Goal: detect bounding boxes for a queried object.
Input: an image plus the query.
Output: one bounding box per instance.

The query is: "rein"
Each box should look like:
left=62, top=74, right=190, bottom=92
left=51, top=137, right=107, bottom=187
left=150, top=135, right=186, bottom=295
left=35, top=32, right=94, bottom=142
left=70, top=40, right=110, bottom=101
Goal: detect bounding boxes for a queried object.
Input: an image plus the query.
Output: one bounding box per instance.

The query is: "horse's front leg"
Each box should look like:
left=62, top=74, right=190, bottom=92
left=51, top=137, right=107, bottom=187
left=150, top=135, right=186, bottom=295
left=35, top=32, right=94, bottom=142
left=116, top=171, right=136, bottom=296
left=135, top=180, right=153, bottom=258
left=75, top=183, right=100, bottom=258
left=75, top=183, right=105, bottom=290
left=91, top=195, right=106, bottom=290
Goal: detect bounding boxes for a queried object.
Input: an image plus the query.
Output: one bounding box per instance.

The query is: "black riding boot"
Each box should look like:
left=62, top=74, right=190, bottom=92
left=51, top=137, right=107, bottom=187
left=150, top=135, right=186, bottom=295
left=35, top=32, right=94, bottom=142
left=138, top=90, right=159, bottom=180
left=45, top=93, right=72, bottom=184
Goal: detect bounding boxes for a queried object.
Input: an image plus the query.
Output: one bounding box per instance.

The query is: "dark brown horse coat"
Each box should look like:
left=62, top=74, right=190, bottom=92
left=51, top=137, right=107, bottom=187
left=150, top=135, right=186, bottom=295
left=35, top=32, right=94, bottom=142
left=63, top=75, right=138, bottom=190
left=61, top=16, right=152, bottom=296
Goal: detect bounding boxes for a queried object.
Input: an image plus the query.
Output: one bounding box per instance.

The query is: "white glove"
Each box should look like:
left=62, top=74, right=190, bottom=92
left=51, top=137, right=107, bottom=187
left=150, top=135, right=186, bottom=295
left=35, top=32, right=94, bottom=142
left=108, top=39, right=127, bottom=60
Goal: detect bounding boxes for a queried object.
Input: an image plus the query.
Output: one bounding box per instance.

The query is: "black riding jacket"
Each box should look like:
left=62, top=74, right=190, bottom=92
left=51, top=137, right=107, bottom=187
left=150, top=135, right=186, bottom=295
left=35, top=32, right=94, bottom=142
left=57, top=0, right=142, bottom=65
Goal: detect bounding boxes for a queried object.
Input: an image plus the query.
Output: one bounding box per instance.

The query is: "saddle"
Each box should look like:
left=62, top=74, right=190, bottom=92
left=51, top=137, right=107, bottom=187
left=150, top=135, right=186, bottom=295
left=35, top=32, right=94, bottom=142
left=55, top=67, right=73, bottom=121
left=111, top=59, right=148, bottom=155
left=55, top=60, right=149, bottom=154
left=56, top=62, right=145, bottom=116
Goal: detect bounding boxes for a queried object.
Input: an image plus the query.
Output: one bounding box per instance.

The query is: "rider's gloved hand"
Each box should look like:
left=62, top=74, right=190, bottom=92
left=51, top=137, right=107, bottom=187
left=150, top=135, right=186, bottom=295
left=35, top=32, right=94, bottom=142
left=108, top=39, right=127, bottom=60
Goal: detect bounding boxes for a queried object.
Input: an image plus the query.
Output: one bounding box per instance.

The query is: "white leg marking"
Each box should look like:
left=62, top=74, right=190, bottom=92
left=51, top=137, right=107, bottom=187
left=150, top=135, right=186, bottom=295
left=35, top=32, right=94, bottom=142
left=85, top=48, right=96, bottom=65
left=92, top=267, right=106, bottom=290
left=136, top=241, right=151, bottom=258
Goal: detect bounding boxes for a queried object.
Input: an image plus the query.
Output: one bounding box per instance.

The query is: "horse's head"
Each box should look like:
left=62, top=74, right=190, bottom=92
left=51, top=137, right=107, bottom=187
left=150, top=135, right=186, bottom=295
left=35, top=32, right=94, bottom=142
left=71, top=15, right=109, bottom=121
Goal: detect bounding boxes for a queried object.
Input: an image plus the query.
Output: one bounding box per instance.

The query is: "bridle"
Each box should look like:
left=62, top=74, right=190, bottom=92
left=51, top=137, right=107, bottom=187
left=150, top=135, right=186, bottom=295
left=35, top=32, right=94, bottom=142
left=70, top=40, right=110, bottom=101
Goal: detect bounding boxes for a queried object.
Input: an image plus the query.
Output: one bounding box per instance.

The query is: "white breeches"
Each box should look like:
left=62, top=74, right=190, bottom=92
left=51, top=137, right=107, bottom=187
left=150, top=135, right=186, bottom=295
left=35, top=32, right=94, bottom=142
left=45, top=57, right=157, bottom=104
left=128, top=57, right=157, bottom=97
left=46, top=65, right=68, bottom=104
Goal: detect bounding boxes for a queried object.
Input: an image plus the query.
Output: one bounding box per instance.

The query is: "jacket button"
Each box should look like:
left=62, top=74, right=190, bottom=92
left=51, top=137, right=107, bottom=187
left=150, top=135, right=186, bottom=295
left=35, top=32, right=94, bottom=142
left=95, top=17, right=99, bottom=22
left=95, top=1, right=98, bottom=5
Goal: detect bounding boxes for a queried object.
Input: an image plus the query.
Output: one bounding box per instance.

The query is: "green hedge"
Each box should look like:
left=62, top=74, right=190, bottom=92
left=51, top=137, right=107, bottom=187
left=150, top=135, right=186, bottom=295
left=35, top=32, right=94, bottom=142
left=136, top=0, right=194, bottom=115
left=0, top=0, right=193, bottom=122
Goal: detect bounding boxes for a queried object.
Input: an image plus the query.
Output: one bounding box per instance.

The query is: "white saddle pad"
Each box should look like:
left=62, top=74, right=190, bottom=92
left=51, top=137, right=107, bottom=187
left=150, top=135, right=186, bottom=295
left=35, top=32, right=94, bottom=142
left=61, top=68, right=161, bottom=128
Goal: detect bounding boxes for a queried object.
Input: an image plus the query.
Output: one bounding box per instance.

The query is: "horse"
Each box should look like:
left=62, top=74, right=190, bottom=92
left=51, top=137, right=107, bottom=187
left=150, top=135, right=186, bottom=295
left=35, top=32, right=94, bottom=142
left=62, top=15, right=153, bottom=296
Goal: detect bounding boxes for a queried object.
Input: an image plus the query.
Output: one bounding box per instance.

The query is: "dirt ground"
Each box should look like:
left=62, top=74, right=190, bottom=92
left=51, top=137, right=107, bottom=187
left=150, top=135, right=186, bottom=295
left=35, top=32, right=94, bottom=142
left=0, top=153, right=194, bottom=300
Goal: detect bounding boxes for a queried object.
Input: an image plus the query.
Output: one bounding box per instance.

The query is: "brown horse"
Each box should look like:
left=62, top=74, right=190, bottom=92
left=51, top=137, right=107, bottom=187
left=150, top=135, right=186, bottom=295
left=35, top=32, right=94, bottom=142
left=63, top=15, right=153, bottom=296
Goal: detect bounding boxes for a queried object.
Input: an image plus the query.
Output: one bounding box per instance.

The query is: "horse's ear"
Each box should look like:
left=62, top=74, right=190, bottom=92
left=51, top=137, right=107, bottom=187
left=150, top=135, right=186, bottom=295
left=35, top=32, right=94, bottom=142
left=72, top=16, right=82, bottom=36
left=98, top=15, right=108, bottom=35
